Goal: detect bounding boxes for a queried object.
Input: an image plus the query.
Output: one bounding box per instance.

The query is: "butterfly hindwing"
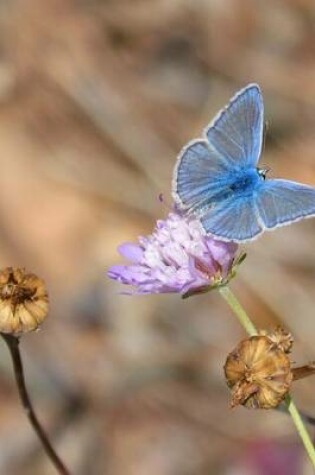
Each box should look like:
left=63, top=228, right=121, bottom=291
left=256, top=179, right=315, bottom=229
left=200, top=195, right=263, bottom=242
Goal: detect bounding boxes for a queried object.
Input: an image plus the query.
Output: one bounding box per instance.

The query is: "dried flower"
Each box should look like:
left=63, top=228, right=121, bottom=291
left=108, top=212, right=239, bottom=296
left=224, top=328, right=293, bottom=409
left=0, top=267, right=49, bottom=335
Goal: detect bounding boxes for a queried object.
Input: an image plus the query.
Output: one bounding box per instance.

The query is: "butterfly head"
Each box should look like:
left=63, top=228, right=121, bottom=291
left=257, top=167, right=270, bottom=180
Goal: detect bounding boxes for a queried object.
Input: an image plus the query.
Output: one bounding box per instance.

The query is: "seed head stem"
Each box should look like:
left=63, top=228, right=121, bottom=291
left=1, top=333, right=71, bottom=475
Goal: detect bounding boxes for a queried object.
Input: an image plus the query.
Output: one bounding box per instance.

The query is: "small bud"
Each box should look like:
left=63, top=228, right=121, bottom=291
left=224, top=332, right=293, bottom=409
left=0, top=267, right=49, bottom=335
left=260, top=327, right=293, bottom=354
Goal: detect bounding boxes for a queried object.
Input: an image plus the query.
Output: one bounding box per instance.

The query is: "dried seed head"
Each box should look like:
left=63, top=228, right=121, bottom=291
left=224, top=333, right=293, bottom=409
left=0, top=267, right=49, bottom=335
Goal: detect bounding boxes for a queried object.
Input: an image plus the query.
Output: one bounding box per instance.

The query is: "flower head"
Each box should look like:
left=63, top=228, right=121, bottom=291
left=108, top=212, right=239, bottom=296
left=224, top=328, right=293, bottom=409
left=0, top=267, right=49, bottom=335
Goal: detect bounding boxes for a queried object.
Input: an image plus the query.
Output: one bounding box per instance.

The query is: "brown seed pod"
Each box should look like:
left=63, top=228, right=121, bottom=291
left=224, top=334, right=293, bottom=409
left=0, top=267, right=49, bottom=335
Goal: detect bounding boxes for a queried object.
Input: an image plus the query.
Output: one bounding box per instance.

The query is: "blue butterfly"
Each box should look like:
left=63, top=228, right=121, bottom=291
left=172, top=83, right=315, bottom=242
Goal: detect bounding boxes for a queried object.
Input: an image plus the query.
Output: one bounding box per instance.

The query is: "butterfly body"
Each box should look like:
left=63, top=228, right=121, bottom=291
left=225, top=168, right=262, bottom=196
left=173, top=84, right=315, bottom=242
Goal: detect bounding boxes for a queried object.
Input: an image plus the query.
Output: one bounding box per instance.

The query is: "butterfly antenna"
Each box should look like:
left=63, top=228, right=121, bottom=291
left=262, top=120, right=269, bottom=153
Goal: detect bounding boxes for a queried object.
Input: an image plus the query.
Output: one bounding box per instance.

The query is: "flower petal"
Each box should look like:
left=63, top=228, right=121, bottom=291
left=118, top=243, right=144, bottom=263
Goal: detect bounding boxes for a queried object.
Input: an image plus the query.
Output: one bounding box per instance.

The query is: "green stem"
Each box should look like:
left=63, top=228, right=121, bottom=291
left=218, top=285, right=315, bottom=469
left=285, top=395, right=315, bottom=467
left=219, top=286, right=257, bottom=336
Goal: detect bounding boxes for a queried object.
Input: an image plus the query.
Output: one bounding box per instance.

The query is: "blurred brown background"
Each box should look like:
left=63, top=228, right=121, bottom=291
left=0, top=0, right=314, bottom=474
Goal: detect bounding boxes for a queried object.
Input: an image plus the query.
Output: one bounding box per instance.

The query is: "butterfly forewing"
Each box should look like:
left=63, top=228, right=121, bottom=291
left=205, top=84, right=264, bottom=168
left=174, top=139, right=229, bottom=210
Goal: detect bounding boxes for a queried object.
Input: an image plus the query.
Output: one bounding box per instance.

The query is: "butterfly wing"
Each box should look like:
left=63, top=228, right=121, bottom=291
left=173, top=84, right=264, bottom=221
left=205, top=84, right=264, bottom=168
left=200, top=195, right=263, bottom=242
left=173, top=139, right=230, bottom=211
left=256, top=179, right=315, bottom=229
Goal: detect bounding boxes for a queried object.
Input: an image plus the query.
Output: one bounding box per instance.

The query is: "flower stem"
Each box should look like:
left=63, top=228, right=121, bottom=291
left=218, top=285, right=315, bottom=469
left=218, top=286, right=257, bottom=336
left=1, top=333, right=71, bottom=475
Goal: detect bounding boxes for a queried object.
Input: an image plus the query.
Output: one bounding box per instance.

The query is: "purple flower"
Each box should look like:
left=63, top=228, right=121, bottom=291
left=108, top=212, right=239, bottom=296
